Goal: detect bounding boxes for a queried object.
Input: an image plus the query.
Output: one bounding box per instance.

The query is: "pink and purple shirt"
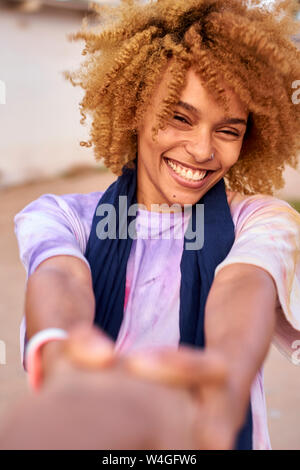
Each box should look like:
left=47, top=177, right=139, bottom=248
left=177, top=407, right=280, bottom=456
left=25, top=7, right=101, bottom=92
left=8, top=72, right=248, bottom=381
left=14, top=189, right=300, bottom=450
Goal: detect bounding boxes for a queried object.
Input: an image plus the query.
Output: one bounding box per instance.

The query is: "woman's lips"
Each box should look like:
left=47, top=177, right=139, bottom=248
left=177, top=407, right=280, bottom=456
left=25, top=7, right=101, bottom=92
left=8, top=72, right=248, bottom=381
left=163, top=157, right=215, bottom=189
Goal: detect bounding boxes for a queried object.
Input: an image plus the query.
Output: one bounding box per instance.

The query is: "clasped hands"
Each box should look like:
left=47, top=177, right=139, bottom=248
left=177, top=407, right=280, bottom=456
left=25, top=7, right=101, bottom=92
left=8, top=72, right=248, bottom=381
left=41, top=324, right=249, bottom=450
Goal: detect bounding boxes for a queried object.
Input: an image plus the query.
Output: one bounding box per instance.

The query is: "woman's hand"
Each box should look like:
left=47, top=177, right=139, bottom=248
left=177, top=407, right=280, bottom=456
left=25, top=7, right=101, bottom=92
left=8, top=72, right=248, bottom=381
left=124, top=346, right=251, bottom=450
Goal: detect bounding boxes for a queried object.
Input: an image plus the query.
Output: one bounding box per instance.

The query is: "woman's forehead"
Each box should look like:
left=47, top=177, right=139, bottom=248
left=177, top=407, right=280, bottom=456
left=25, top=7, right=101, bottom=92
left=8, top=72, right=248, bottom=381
left=151, top=66, right=249, bottom=119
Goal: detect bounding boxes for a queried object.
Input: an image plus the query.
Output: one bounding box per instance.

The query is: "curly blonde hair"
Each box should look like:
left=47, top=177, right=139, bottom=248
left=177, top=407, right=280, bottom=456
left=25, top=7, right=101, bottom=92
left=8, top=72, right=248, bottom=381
left=64, top=0, right=300, bottom=195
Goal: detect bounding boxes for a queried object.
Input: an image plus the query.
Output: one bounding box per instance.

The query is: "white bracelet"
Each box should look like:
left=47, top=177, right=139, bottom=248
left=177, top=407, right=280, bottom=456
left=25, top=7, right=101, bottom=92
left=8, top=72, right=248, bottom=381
left=25, top=328, right=68, bottom=392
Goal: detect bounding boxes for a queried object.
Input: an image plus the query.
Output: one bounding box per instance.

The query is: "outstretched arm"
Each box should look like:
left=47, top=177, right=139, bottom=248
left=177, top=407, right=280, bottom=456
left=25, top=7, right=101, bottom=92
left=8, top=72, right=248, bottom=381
left=125, top=262, right=277, bottom=449
left=204, top=262, right=277, bottom=419
left=25, top=255, right=98, bottom=381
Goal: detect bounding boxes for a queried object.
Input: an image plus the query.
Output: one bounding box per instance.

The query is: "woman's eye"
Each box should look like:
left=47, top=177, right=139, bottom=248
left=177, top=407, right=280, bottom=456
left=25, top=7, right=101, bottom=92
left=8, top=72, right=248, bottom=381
left=173, top=114, right=190, bottom=125
left=219, top=130, right=240, bottom=137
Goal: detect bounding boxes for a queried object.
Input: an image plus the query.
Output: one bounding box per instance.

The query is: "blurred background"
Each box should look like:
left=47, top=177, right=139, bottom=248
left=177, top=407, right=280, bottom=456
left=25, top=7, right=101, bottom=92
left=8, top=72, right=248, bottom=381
left=0, top=0, right=299, bottom=450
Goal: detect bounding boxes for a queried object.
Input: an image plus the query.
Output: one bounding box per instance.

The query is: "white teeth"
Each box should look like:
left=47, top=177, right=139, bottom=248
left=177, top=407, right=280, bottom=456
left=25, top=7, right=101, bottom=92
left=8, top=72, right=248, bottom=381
left=166, top=158, right=207, bottom=181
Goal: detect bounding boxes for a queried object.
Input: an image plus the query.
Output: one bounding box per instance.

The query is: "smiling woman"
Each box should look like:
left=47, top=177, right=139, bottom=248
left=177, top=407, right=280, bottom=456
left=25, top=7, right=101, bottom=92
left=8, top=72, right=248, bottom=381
left=13, top=0, right=300, bottom=451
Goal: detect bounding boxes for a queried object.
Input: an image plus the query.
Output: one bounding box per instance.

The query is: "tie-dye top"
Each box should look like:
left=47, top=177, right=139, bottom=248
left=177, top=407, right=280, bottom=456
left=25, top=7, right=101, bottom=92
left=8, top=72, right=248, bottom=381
left=14, top=189, right=300, bottom=451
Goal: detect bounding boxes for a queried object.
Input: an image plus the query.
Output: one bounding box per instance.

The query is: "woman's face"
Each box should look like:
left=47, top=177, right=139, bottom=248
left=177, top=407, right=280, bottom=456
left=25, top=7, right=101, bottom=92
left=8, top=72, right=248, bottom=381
left=137, top=67, right=248, bottom=210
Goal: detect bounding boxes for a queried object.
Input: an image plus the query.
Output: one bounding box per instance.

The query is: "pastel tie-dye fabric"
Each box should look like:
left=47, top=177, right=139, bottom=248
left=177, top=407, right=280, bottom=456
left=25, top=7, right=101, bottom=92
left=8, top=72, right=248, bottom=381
left=14, top=190, right=300, bottom=450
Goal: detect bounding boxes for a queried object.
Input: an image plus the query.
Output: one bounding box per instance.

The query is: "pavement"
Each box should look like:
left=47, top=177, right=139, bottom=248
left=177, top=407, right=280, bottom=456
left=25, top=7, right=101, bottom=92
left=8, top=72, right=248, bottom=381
left=0, top=168, right=299, bottom=450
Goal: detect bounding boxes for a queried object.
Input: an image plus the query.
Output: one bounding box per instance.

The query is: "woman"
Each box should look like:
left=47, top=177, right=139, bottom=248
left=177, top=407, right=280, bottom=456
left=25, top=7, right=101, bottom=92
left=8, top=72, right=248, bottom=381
left=14, top=0, right=300, bottom=450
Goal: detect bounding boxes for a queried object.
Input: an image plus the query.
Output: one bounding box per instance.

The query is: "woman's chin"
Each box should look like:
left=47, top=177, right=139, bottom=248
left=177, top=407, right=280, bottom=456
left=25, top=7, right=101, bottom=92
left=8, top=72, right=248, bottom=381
left=161, top=189, right=205, bottom=208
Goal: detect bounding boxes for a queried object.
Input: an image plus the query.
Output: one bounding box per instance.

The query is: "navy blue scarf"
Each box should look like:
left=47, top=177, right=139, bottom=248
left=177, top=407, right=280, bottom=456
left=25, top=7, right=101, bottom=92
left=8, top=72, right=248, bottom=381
left=84, top=160, right=253, bottom=450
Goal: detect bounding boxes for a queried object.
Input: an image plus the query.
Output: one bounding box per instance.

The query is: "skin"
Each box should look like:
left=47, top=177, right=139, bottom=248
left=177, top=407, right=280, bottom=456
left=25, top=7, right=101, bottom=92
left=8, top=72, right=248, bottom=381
left=0, top=352, right=203, bottom=450
left=136, top=67, right=249, bottom=210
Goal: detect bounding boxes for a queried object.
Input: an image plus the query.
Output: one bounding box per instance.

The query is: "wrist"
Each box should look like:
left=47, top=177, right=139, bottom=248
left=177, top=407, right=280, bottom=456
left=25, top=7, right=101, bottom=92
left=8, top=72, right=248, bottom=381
left=226, top=374, right=252, bottom=431
left=25, top=328, right=68, bottom=392
left=205, top=346, right=253, bottom=429
left=206, top=341, right=255, bottom=394
left=40, top=339, right=67, bottom=384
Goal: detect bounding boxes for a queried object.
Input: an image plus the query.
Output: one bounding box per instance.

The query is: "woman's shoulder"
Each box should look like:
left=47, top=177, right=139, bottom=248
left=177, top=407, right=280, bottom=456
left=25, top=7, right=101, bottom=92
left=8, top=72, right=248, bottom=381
left=14, top=191, right=105, bottom=254
left=226, top=189, right=299, bottom=214
left=15, top=191, right=104, bottom=222
left=226, top=190, right=300, bottom=235
left=14, top=191, right=105, bottom=278
left=44, top=191, right=104, bottom=211
left=54, top=191, right=104, bottom=219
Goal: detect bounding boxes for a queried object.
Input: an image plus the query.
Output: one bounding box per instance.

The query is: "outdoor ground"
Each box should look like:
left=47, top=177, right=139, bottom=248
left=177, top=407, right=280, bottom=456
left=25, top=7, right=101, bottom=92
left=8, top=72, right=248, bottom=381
left=0, top=168, right=299, bottom=450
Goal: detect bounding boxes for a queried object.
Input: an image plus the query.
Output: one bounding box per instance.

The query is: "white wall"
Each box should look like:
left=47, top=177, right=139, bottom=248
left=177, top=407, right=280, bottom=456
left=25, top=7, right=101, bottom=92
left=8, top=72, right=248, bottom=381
left=0, top=5, right=97, bottom=187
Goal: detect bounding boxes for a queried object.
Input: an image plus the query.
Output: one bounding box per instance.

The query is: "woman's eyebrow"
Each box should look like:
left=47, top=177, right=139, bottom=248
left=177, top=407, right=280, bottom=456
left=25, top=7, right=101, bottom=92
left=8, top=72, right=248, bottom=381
left=177, top=101, right=248, bottom=126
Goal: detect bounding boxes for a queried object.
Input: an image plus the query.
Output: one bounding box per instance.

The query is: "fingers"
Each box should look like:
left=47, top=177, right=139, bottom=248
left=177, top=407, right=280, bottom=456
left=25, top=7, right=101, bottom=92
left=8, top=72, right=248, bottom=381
left=124, top=346, right=229, bottom=389
left=62, top=325, right=229, bottom=395
left=63, top=324, right=116, bottom=369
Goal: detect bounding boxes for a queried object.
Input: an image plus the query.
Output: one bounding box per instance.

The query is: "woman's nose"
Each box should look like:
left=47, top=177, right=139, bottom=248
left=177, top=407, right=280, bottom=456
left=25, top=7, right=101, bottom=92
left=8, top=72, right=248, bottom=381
left=184, top=133, right=213, bottom=163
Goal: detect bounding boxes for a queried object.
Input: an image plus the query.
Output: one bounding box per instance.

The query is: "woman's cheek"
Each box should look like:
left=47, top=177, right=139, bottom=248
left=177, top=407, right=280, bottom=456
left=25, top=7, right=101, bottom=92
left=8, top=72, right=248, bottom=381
left=223, top=148, right=241, bottom=168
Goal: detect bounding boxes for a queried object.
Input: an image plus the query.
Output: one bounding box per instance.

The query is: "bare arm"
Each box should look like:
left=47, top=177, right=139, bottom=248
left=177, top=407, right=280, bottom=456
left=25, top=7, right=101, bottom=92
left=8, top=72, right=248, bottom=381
left=204, top=263, right=277, bottom=416
left=25, top=255, right=96, bottom=378
left=121, top=262, right=278, bottom=448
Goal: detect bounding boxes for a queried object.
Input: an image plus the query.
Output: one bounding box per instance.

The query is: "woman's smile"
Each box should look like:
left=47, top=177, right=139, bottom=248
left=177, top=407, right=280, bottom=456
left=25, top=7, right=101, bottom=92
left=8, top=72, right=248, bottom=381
left=163, top=156, right=217, bottom=190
